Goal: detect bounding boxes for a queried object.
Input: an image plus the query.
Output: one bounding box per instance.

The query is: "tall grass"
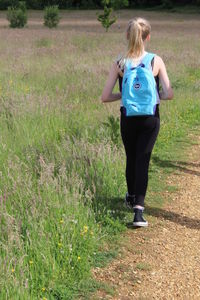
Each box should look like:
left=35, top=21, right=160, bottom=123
left=0, top=10, right=200, bottom=299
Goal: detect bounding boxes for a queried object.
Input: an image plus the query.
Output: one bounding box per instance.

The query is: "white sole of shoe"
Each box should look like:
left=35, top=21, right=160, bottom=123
left=133, top=221, right=148, bottom=227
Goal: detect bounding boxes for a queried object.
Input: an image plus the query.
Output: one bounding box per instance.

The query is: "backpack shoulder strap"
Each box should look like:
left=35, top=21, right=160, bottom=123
left=124, top=58, right=132, bottom=70
left=142, top=52, right=155, bottom=68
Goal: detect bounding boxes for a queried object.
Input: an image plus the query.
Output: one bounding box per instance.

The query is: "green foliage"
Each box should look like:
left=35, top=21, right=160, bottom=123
left=17, top=0, right=26, bottom=10
left=1, top=0, right=200, bottom=9
left=161, top=0, right=173, bottom=8
left=110, top=0, right=129, bottom=9
left=97, top=0, right=129, bottom=31
left=7, top=1, right=27, bottom=28
left=97, top=1, right=116, bottom=32
left=0, top=0, right=13, bottom=10
left=44, top=5, right=60, bottom=28
left=128, top=0, right=200, bottom=8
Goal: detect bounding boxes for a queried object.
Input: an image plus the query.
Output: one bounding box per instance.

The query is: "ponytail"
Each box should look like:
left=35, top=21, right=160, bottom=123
left=126, top=18, right=151, bottom=59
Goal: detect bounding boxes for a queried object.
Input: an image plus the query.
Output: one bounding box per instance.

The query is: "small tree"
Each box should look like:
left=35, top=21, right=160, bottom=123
left=97, top=0, right=116, bottom=32
left=44, top=5, right=60, bottom=29
left=97, top=0, right=129, bottom=32
left=7, top=1, right=27, bottom=28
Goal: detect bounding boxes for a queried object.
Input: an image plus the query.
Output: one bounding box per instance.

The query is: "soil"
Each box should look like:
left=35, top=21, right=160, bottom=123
left=93, top=136, right=200, bottom=299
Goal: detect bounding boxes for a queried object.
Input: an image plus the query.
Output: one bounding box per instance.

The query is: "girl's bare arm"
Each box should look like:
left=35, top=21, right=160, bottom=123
left=101, top=63, right=121, bottom=103
left=154, top=56, right=173, bottom=100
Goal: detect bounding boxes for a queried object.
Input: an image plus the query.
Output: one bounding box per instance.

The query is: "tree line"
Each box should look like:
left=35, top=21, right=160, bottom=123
left=0, top=0, right=199, bottom=10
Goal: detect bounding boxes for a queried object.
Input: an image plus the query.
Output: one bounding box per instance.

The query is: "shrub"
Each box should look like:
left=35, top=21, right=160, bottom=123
left=44, top=5, right=60, bottom=28
left=7, top=1, right=27, bottom=28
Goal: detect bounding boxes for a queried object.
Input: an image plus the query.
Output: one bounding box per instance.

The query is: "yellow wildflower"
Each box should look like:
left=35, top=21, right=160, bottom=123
left=59, top=219, right=64, bottom=224
left=42, top=287, right=46, bottom=292
left=29, top=260, right=33, bottom=265
left=77, top=256, right=81, bottom=260
left=80, top=225, right=89, bottom=236
left=11, top=268, right=15, bottom=273
left=83, top=226, right=88, bottom=232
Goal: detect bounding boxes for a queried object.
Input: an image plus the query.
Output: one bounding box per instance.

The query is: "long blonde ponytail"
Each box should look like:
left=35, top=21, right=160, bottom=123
left=126, top=18, right=151, bottom=59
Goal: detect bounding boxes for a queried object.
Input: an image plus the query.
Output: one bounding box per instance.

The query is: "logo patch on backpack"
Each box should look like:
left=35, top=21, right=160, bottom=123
left=134, top=83, right=141, bottom=90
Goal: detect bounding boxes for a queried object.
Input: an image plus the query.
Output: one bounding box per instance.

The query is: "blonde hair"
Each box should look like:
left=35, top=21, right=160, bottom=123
left=126, top=18, right=151, bottom=59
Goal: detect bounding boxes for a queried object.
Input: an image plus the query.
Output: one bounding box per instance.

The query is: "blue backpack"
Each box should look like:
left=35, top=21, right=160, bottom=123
left=122, top=53, right=157, bottom=116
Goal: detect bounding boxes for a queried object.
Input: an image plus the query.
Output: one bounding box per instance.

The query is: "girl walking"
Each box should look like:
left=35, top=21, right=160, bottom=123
left=101, top=17, right=173, bottom=227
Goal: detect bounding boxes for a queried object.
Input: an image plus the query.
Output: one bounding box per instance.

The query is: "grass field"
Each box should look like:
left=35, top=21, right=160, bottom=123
left=0, top=9, right=200, bottom=300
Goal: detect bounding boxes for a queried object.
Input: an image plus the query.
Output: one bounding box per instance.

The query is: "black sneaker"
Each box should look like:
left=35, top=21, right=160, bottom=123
left=133, top=208, right=148, bottom=227
left=124, top=193, right=135, bottom=209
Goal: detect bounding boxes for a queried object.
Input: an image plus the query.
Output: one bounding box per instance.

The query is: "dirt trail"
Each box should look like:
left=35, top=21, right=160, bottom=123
left=93, top=136, right=200, bottom=299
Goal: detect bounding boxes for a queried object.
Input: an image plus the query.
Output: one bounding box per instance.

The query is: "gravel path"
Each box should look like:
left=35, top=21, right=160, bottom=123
left=93, top=136, right=200, bottom=299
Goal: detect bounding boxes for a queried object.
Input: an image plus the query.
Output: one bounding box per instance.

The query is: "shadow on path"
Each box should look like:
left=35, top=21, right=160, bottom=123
left=98, top=197, right=200, bottom=231
left=145, top=205, right=200, bottom=230
left=152, top=156, right=200, bottom=176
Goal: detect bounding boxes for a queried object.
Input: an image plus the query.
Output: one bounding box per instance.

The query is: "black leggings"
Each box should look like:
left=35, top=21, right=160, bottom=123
left=120, top=106, right=160, bottom=207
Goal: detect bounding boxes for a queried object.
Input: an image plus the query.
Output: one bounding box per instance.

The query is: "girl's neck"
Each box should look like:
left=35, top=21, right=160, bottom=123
left=130, top=51, right=146, bottom=60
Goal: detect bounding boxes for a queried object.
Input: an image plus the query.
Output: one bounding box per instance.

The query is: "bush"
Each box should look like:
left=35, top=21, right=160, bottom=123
left=44, top=5, right=60, bottom=28
left=7, top=1, right=27, bottom=28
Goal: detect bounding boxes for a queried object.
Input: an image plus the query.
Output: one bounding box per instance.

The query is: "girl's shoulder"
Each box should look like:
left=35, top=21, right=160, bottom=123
left=115, top=54, right=127, bottom=72
left=153, top=55, right=166, bottom=70
left=115, top=53, right=125, bottom=63
left=153, top=55, right=164, bottom=64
